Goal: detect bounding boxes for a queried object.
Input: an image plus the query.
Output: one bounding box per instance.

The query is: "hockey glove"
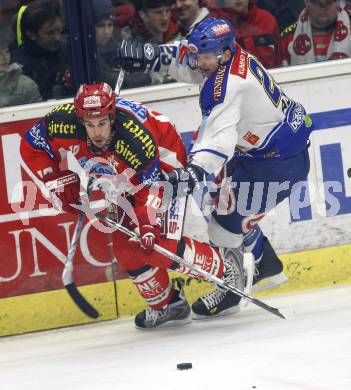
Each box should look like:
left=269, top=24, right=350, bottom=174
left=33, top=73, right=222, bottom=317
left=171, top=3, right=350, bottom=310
left=44, top=170, right=81, bottom=213
left=113, top=39, right=160, bottom=73
left=165, top=164, right=205, bottom=198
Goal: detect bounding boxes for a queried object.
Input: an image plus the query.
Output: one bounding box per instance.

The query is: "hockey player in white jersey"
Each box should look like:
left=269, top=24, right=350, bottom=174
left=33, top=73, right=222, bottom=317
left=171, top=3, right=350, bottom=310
left=114, top=17, right=313, bottom=318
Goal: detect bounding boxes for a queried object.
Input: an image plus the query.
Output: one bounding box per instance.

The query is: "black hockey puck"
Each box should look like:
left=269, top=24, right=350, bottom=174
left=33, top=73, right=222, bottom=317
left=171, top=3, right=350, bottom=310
left=347, top=168, right=351, bottom=178
left=177, top=363, right=192, bottom=370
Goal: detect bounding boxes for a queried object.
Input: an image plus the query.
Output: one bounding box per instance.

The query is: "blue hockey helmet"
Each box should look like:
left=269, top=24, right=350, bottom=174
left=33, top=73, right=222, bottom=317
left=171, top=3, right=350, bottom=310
left=188, top=17, right=236, bottom=58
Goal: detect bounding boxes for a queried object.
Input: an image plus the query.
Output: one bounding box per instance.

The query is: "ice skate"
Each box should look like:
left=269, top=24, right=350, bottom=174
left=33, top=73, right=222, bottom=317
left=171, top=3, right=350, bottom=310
left=192, top=248, right=245, bottom=319
left=135, top=283, right=191, bottom=329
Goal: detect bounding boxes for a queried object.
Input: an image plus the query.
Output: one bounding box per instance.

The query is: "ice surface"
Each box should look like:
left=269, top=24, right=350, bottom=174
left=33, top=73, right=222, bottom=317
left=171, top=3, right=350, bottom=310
left=1, top=286, right=351, bottom=390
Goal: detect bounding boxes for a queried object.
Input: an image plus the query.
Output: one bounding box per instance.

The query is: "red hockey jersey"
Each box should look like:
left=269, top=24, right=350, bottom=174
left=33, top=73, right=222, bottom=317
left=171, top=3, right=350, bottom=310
left=20, top=97, right=187, bottom=226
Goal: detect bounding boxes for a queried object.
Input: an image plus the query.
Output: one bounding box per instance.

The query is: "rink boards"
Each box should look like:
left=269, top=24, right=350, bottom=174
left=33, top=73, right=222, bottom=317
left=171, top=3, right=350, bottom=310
left=0, top=60, right=351, bottom=336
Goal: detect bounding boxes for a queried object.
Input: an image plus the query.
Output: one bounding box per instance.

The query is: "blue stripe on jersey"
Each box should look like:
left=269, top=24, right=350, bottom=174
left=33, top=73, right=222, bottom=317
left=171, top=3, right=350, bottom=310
left=189, top=148, right=228, bottom=161
left=199, top=61, right=230, bottom=116
left=24, top=120, right=55, bottom=160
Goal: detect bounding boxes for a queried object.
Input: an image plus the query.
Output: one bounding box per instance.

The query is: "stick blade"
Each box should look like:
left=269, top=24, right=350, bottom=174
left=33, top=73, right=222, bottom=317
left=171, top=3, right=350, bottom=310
left=65, top=283, right=100, bottom=319
left=253, top=297, right=286, bottom=319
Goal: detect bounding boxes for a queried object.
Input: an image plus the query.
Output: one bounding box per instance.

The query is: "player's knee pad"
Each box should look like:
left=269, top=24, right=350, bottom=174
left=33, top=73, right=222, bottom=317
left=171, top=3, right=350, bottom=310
left=127, top=266, right=173, bottom=309
left=174, top=237, right=224, bottom=279
left=208, top=217, right=244, bottom=248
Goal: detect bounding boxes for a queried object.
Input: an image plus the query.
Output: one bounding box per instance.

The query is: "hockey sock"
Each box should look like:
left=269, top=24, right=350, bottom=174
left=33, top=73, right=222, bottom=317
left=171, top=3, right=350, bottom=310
left=170, top=237, right=224, bottom=280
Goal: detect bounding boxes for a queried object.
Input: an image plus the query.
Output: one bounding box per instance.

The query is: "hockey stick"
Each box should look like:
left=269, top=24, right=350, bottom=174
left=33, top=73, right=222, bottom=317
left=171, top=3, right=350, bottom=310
left=93, top=211, right=286, bottom=320
left=108, top=232, right=119, bottom=317
left=62, top=210, right=99, bottom=319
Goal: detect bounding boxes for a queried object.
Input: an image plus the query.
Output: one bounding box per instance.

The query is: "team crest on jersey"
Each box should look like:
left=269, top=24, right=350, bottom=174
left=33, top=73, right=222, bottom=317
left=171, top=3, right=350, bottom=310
left=293, top=34, right=311, bottom=55
left=334, top=21, right=348, bottom=42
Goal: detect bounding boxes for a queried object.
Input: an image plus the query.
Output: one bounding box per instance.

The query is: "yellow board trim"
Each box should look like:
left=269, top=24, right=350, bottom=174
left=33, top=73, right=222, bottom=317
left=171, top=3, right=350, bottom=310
left=1, top=243, right=351, bottom=337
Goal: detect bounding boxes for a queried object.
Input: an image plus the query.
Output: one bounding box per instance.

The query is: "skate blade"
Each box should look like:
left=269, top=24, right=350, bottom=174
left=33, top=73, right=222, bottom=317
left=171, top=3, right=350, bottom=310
left=135, top=315, right=192, bottom=330
left=252, top=272, right=288, bottom=293
left=192, top=305, right=240, bottom=320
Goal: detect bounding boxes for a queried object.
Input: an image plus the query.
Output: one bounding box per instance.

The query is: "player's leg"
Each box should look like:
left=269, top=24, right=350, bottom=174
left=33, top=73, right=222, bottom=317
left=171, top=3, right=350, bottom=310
left=191, top=150, right=309, bottom=319
left=112, top=230, right=231, bottom=328
left=112, top=230, right=191, bottom=329
left=243, top=226, right=287, bottom=292
left=191, top=212, right=246, bottom=319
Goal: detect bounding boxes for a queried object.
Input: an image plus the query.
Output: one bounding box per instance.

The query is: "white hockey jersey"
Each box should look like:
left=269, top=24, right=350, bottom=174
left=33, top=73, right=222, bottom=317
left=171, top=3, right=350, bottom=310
left=163, top=42, right=313, bottom=176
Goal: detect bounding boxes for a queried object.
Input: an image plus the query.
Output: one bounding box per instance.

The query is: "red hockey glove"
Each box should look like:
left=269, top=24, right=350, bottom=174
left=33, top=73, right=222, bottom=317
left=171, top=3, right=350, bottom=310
left=44, top=170, right=80, bottom=213
left=139, top=223, right=161, bottom=254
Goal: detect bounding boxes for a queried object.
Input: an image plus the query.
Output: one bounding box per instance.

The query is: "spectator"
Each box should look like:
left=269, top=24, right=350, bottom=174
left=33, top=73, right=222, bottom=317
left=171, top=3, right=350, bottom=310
left=209, top=0, right=282, bottom=68
left=255, top=0, right=305, bottom=31
left=344, top=0, right=351, bottom=16
left=11, top=1, right=73, bottom=100
left=121, top=0, right=178, bottom=84
left=172, top=0, right=210, bottom=37
left=93, top=0, right=151, bottom=89
left=281, top=0, right=351, bottom=66
left=121, top=0, right=178, bottom=44
left=93, top=0, right=121, bottom=87
left=0, top=35, right=41, bottom=107
left=110, top=0, right=136, bottom=27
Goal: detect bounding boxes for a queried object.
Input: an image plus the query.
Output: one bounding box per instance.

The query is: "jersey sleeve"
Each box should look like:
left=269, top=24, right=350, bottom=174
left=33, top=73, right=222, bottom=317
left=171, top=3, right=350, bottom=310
left=148, top=110, right=187, bottom=172
left=159, top=40, right=204, bottom=85
left=189, top=80, right=242, bottom=176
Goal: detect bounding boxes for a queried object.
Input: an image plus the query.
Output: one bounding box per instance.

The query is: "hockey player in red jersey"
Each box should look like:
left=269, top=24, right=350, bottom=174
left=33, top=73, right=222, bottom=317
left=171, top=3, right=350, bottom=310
left=20, top=82, right=244, bottom=329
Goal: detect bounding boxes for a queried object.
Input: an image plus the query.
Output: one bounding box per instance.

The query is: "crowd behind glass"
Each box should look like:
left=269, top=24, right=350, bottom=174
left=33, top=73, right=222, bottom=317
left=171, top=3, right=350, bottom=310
left=0, top=0, right=350, bottom=108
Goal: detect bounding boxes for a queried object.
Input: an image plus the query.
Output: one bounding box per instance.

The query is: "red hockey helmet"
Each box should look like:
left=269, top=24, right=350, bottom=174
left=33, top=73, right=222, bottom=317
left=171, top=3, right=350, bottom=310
left=74, top=83, right=117, bottom=120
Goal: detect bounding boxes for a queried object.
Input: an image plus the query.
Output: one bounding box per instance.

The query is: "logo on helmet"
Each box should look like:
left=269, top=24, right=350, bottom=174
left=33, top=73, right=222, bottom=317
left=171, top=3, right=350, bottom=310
left=83, top=95, right=102, bottom=108
left=102, top=83, right=113, bottom=96
left=212, top=24, right=230, bottom=37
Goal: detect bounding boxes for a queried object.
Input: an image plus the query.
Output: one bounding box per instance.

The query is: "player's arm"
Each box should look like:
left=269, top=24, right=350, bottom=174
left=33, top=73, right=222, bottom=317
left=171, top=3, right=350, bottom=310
left=131, top=169, right=164, bottom=253
left=20, top=120, right=81, bottom=213
left=113, top=39, right=203, bottom=84
left=165, top=86, right=242, bottom=197
left=148, top=110, right=187, bottom=172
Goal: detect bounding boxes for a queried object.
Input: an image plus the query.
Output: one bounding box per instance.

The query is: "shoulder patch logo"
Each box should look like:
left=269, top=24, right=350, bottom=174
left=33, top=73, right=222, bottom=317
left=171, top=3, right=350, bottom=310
left=243, top=131, right=260, bottom=145
left=231, top=48, right=248, bottom=79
